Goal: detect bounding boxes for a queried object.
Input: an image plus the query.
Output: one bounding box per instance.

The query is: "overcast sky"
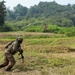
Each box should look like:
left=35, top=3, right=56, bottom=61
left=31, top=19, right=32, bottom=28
left=4, top=0, right=75, bottom=9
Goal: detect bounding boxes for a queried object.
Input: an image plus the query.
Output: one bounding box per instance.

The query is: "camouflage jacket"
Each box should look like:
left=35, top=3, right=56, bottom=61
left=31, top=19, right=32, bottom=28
left=5, top=41, right=21, bottom=55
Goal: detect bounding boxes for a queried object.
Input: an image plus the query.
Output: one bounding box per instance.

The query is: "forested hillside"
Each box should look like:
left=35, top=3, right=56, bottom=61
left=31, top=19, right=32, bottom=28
left=6, top=1, right=75, bottom=27
left=1, top=1, right=75, bottom=36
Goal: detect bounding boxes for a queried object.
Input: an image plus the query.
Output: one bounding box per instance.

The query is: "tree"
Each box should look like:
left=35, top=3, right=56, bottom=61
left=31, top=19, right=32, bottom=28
left=6, top=8, right=16, bottom=20
left=61, top=18, right=74, bottom=27
left=0, top=1, right=6, bottom=26
left=14, top=4, right=28, bottom=17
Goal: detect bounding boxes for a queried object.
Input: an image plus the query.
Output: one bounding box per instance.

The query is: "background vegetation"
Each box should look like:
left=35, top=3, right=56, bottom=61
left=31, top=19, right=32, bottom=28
left=0, top=1, right=75, bottom=37
left=1, top=1, right=75, bottom=74
left=5, top=1, right=75, bottom=37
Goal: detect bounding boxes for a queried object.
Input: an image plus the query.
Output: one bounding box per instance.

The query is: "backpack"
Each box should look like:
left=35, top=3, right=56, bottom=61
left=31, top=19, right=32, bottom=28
left=5, top=41, right=14, bottom=49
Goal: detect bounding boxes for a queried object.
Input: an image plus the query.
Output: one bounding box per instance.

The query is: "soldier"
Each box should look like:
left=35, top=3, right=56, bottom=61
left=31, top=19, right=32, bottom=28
left=0, top=37, right=24, bottom=71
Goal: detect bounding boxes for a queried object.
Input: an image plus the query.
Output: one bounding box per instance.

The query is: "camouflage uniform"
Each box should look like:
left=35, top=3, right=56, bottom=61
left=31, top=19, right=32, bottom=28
left=0, top=38, right=23, bottom=71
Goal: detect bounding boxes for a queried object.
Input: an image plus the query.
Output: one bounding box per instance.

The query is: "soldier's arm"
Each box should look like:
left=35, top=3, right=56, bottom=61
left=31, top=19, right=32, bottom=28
left=18, top=45, right=24, bottom=57
left=18, top=49, right=24, bottom=63
left=13, top=43, right=24, bottom=62
left=18, top=45, right=24, bottom=62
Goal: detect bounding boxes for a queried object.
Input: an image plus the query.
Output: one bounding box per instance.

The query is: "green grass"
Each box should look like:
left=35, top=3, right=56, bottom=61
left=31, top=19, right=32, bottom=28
left=0, top=31, right=66, bottom=39
left=0, top=52, right=4, bottom=62
left=13, top=51, right=75, bottom=75
left=0, top=32, right=75, bottom=75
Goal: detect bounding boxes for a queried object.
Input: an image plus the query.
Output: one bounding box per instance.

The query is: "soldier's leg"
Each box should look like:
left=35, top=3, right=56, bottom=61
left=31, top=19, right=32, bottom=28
left=5, top=54, right=16, bottom=71
left=0, top=53, right=9, bottom=68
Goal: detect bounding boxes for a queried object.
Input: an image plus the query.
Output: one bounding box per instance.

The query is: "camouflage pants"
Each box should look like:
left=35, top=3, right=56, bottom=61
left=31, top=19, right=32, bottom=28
left=0, top=53, right=16, bottom=71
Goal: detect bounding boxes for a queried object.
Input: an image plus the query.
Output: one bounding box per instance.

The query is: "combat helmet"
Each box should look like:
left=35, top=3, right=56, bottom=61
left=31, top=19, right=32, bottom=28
left=17, top=37, right=23, bottom=43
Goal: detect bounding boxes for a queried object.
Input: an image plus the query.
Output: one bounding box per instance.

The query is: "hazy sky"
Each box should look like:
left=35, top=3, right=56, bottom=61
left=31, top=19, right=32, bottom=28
left=4, top=0, right=75, bottom=9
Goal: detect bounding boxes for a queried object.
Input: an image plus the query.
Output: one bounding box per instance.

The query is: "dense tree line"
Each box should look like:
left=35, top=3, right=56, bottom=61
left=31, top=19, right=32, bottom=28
left=6, top=4, right=28, bottom=20
left=1, top=1, right=75, bottom=36
left=0, top=1, right=6, bottom=26
left=0, top=1, right=11, bottom=31
left=6, top=1, right=75, bottom=27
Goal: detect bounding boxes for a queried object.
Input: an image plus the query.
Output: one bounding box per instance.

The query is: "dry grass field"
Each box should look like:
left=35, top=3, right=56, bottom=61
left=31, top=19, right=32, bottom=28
left=0, top=32, right=75, bottom=75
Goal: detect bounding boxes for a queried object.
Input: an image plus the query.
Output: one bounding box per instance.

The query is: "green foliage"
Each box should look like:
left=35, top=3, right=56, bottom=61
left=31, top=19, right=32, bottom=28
left=0, top=24, right=12, bottom=32
left=1, top=1, right=75, bottom=36
left=24, top=25, right=43, bottom=32
left=0, top=1, right=6, bottom=26
left=6, top=8, right=16, bottom=20
left=6, top=4, right=28, bottom=21
left=5, top=19, right=75, bottom=37
left=65, top=27, right=75, bottom=37
left=14, top=4, right=28, bottom=17
left=6, top=1, right=75, bottom=26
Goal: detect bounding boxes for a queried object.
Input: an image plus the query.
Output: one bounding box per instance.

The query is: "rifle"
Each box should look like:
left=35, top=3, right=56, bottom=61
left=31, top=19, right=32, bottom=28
left=18, top=49, right=24, bottom=63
